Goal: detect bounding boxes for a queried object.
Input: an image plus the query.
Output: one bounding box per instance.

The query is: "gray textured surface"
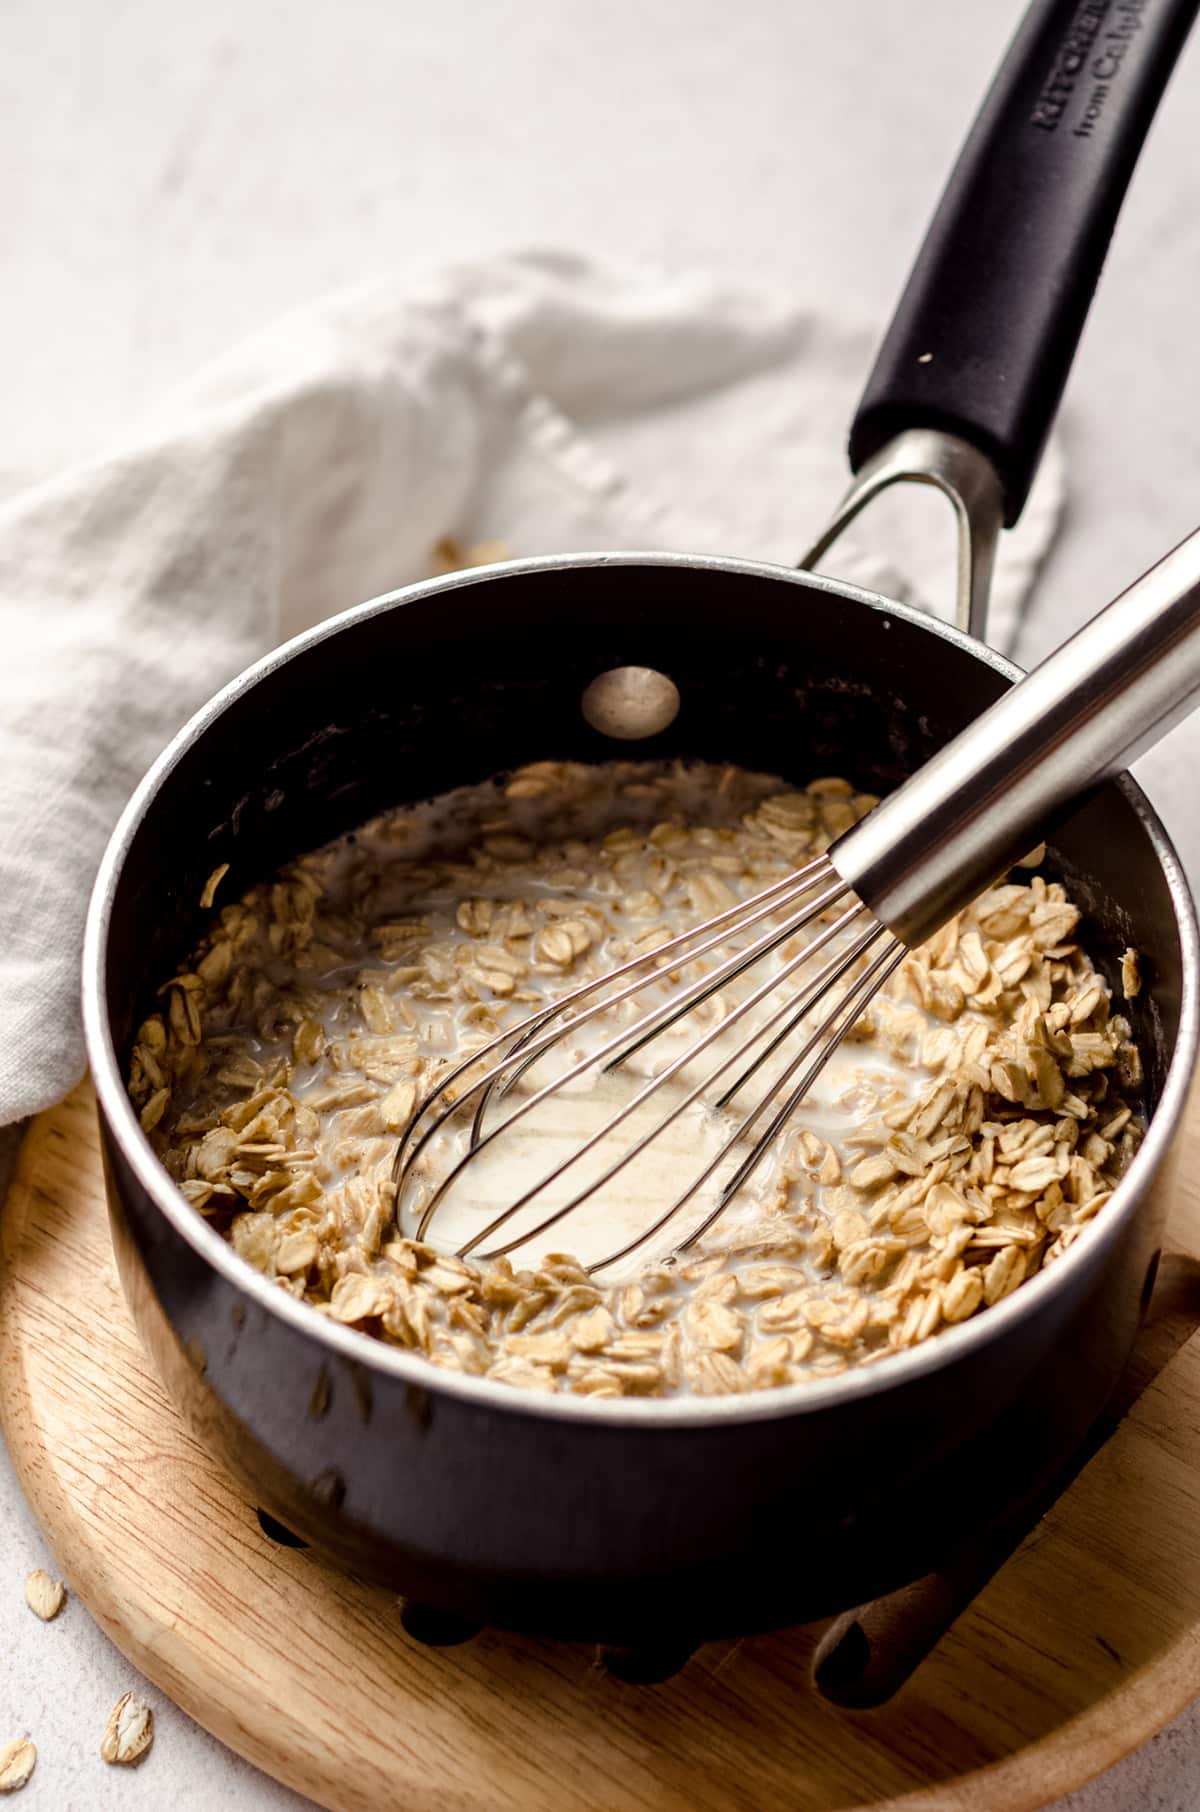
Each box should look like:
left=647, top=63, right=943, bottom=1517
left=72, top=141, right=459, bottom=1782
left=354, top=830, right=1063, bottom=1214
left=3, top=1, right=1200, bottom=1806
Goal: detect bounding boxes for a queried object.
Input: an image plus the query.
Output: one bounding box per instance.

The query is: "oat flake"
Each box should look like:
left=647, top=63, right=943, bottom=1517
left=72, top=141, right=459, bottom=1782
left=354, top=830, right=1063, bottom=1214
left=23, top=1569, right=65, bottom=1621
left=0, top=1740, right=35, bottom=1794
left=100, top=1694, right=153, bottom=1767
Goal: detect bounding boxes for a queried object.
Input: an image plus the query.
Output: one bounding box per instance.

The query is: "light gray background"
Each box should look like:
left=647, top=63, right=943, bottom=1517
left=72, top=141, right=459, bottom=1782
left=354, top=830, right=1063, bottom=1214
left=3, top=1, right=1200, bottom=1807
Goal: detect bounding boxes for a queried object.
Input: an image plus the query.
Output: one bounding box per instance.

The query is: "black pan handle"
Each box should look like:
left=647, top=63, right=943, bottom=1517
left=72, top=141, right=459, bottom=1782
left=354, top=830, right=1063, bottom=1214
left=849, top=0, right=1198, bottom=526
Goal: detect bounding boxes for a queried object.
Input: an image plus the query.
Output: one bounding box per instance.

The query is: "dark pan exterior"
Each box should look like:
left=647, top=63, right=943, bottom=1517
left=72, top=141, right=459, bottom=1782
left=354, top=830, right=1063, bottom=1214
left=84, top=554, right=1198, bottom=1642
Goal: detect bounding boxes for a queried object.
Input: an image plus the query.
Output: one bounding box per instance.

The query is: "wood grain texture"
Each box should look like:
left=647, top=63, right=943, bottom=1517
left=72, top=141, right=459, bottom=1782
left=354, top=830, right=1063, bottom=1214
left=3, top=1080, right=1200, bottom=1812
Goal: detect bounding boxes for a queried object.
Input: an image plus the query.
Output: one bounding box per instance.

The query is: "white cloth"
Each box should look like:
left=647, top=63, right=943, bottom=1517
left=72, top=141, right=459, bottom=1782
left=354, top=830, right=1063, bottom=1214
left=0, top=250, right=1063, bottom=1124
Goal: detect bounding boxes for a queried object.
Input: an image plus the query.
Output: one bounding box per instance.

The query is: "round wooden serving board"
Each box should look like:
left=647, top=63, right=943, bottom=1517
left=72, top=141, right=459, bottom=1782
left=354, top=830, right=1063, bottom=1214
left=5, top=1082, right=1200, bottom=1812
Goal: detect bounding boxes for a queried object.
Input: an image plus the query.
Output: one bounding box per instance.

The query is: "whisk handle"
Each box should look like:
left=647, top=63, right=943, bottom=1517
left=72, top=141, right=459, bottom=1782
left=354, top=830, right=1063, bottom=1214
left=831, top=528, right=1200, bottom=948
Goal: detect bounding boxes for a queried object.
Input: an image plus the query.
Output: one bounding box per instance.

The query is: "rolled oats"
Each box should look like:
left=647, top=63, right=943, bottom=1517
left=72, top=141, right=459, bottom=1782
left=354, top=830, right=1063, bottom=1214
left=1121, top=946, right=1142, bottom=999
left=100, top=1694, right=153, bottom=1766
left=131, top=760, right=1144, bottom=1399
left=199, top=862, right=230, bottom=910
left=23, top=1569, right=65, bottom=1622
left=0, top=1740, right=35, bottom=1794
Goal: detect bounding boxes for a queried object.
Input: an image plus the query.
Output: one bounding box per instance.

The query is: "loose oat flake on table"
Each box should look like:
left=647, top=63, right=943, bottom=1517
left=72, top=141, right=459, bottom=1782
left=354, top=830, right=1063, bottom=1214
left=99, top=1694, right=153, bottom=1767
left=0, top=1741, right=35, bottom=1795
left=23, top=1569, right=65, bottom=1622
left=128, top=759, right=1145, bottom=1399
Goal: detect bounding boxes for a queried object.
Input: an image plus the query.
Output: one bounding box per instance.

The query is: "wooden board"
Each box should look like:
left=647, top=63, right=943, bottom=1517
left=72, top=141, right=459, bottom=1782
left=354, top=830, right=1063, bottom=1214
left=4, top=1082, right=1200, bottom=1812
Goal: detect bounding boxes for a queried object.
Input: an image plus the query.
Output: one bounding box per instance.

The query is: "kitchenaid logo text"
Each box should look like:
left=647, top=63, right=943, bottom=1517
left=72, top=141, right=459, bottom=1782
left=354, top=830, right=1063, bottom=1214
left=1030, top=0, right=1147, bottom=136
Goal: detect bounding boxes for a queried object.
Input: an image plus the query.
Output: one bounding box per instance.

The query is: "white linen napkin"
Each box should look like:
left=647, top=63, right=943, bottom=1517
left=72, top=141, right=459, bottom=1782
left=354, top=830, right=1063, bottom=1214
left=0, top=250, right=1063, bottom=1125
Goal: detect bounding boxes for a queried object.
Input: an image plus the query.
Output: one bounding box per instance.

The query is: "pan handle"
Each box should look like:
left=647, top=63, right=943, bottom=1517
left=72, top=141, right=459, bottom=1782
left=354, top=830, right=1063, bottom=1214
left=849, top=0, right=1198, bottom=530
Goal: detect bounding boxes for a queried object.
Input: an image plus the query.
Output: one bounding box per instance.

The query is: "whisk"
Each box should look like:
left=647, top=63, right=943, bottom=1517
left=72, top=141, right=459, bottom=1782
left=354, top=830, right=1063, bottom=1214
left=393, top=531, right=1200, bottom=1272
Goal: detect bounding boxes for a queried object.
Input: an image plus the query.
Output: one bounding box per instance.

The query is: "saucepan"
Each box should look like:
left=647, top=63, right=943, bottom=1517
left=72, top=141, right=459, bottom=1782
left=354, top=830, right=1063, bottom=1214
left=83, top=0, right=1200, bottom=1644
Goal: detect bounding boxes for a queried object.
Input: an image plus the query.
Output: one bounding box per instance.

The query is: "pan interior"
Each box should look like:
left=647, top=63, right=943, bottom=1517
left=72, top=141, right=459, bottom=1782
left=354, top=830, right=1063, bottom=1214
left=102, top=556, right=1185, bottom=1258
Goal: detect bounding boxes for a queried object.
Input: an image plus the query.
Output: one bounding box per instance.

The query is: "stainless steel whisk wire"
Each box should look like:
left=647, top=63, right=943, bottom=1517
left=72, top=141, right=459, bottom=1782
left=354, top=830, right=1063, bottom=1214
left=394, top=852, right=905, bottom=1270
left=449, top=902, right=888, bottom=1266
left=395, top=853, right=837, bottom=1190
left=583, top=937, right=907, bottom=1274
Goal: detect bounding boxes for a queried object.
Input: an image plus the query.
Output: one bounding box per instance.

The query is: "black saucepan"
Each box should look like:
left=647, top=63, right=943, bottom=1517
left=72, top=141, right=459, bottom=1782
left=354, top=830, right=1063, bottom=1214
left=83, top=0, right=1199, bottom=1642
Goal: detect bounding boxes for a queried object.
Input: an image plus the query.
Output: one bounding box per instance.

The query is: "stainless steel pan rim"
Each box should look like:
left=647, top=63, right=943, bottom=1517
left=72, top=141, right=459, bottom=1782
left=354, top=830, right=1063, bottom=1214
left=82, top=549, right=1200, bottom=1431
